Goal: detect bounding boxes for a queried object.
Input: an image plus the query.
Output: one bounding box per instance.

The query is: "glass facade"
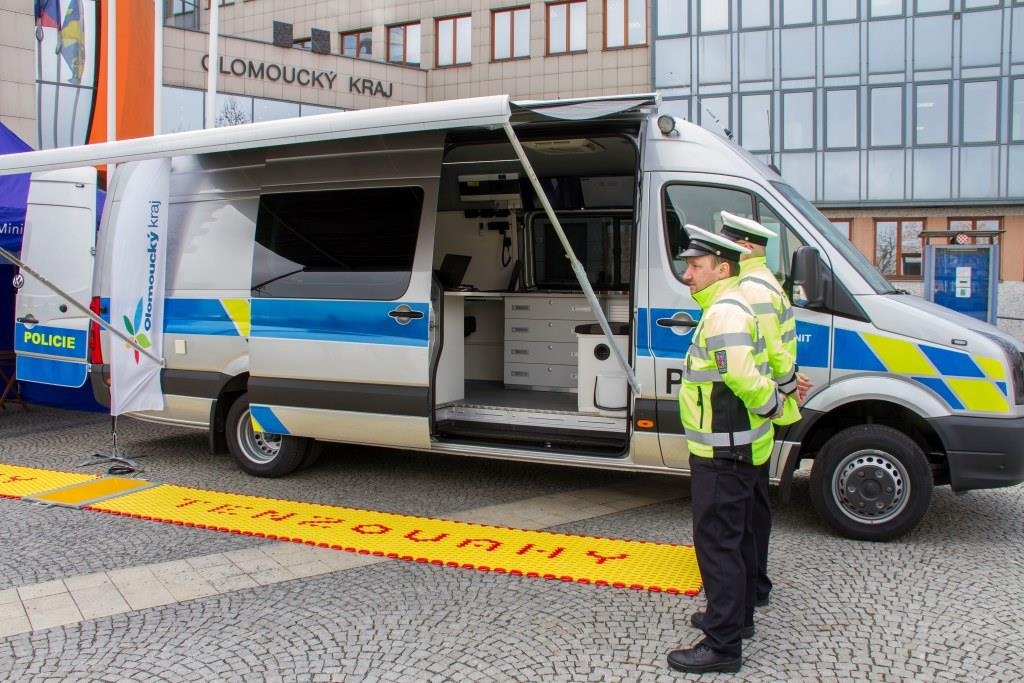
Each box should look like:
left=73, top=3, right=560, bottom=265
left=652, top=0, right=1024, bottom=204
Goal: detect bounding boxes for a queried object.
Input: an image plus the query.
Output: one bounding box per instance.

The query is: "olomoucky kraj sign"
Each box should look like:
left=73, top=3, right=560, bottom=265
left=201, top=55, right=394, bottom=98
left=109, top=159, right=170, bottom=416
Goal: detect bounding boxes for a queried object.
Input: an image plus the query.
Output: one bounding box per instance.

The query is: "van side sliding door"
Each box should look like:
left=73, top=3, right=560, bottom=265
left=247, top=183, right=437, bottom=450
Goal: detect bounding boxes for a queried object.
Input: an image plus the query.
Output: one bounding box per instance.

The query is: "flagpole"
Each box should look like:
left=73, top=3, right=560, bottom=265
left=206, top=0, right=218, bottom=128
left=107, top=0, right=116, bottom=145
left=154, top=0, right=163, bottom=134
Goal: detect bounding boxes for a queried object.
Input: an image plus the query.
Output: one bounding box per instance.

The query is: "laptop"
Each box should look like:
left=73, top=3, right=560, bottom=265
left=436, top=253, right=472, bottom=289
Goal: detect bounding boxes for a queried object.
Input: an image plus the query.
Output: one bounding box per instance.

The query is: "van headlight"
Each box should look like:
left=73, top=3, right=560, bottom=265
left=981, top=332, right=1024, bottom=405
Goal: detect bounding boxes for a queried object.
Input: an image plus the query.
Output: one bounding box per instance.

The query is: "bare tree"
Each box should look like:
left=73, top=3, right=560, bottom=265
left=216, top=98, right=250, bottom=128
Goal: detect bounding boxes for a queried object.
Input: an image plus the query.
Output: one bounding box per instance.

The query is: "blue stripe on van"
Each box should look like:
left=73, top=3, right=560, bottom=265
left=919, top=345, right=985, bottom=379
left=913, top=376, right=965, bottom=410
left=16, top=355, right=88, bottom=387
left=164, top=299, right=238, bottom=336
left=251, top=299, right=429, bottom=346
left=250, top=405, right=289, bottom=435
left=646, top=307, right=699, bottom=360
left=833, top=328, right=887, bottom=372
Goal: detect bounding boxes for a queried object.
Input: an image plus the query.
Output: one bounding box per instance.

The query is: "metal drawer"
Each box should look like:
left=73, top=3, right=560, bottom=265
left=505, top=318, right=592, bottom=342
left=504, top=362, right=578, bottom=388
left=504, top=341, right=578, bottom=365
left=505, top=296, right=595, bottom=320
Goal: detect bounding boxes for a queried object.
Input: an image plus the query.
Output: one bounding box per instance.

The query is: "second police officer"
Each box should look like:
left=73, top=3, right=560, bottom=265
left=667, top=225, right=785, bottom=675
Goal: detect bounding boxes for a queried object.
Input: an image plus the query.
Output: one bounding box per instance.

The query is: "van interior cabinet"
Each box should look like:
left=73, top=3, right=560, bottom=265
left=503, top=294, right=596, bottom=390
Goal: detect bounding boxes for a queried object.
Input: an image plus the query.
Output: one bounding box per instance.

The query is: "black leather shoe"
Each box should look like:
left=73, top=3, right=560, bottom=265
left=689, top=611, right=754, bottom=639
left=756, top=594, right=771, bottom=607
left=667, top=644, right=741, bottom=674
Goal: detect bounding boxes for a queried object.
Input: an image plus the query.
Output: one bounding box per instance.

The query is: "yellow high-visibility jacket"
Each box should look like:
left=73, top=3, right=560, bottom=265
left=739, top=257, right=801, bottom=426
left=679, top=275, right=783, bottom=466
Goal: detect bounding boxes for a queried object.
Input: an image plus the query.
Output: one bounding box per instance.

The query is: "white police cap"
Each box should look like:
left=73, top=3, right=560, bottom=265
left=680, top=224, right=750, bottom=262
left=718, top=211, right=776, bottom=246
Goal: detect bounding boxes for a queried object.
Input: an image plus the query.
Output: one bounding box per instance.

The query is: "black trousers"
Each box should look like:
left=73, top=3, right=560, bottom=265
left=689, top=454, right=761, bottom=658
left=753, top=462, right=773, bottom=601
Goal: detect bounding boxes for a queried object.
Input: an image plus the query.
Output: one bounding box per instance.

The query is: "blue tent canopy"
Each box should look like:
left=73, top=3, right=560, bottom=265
left=0, top=121, right=105, bottom=251
left=0, top=122, right=31, bottom=252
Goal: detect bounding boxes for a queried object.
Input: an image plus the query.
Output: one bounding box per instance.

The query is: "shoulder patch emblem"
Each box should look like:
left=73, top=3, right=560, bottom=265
left=715, top=350, right=728, bottom=373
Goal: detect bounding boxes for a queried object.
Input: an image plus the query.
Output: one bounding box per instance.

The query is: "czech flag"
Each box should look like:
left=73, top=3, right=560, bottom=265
left=59, top=0, right=86, bottom=84
left=35, top=0, right=60, bottom=29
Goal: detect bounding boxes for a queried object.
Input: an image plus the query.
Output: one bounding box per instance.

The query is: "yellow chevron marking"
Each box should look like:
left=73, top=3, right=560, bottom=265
left=975, top=356, right=1006, bottom=381
left=221, top=299, right=251, bottom=338
left=862, top=334, right=936, bottom=376
left=946, top=378, right=1011, bottom=413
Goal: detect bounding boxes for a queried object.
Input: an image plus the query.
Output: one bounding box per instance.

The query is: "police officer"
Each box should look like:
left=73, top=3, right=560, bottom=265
left=718, top=210, right=810, bottom=609
left=667, top=225, right=784, bottom=675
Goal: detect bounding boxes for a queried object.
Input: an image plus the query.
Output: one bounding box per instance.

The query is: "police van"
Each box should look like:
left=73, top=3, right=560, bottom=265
left=4, top=94, right=1023, bottom=541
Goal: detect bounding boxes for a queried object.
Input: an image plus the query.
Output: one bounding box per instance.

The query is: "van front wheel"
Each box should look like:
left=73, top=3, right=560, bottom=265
left=226, top=393, right=309, bottom=478
left=809, top=425, right=932, bottom=542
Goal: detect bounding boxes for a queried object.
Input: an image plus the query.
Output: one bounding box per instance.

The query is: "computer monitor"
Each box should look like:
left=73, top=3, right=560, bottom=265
left=436, top=253, right=472, bottom=289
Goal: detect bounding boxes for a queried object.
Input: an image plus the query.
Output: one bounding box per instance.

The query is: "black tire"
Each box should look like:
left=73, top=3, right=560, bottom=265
left=809, top=425, right=933, bottom=542
left=298, top=441, right=323, bottom=471
left=226, top=393, right=309, bottom=478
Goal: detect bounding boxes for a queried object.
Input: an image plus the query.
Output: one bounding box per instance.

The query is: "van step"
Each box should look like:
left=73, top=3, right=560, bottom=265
left=435, top=403, right=625, bottom=432
left=434, top=419, right=626, bottom=455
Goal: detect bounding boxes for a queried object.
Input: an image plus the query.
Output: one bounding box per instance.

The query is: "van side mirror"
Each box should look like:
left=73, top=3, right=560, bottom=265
left=790, top=246, right=826, bottom=309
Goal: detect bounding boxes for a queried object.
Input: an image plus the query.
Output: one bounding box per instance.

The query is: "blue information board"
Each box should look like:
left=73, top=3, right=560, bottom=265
left=923, top=245, right=998, bottom=324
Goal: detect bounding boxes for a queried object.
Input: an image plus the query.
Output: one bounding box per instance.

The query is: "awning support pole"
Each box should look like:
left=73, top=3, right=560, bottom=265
left=502, top=122, right=640, bottom=395
left=0, top=245, right=164, bottom=366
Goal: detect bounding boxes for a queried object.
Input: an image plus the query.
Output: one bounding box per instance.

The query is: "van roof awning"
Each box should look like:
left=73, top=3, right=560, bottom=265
left=0, top=95, right=514, bottom=176
left=0, top=93, right=660, bottom=177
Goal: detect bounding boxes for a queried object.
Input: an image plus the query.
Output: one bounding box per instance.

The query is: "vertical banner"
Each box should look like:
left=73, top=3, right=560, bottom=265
left=109, top=158, right=169, bottom=415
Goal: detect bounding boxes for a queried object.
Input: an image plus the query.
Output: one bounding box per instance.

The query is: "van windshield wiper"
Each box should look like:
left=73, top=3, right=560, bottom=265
left=253, top=267, right=306, bottom=292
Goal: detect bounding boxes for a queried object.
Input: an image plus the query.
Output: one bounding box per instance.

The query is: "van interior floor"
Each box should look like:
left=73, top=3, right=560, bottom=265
left=433, top=380, right=628, bottom=454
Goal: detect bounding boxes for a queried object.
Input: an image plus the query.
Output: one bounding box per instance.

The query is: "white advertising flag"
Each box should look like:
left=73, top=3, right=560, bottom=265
left=109, top=158, right=170, bottom=415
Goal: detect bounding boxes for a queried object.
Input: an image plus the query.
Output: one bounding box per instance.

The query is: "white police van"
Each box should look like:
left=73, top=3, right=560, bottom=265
left=4, top=94, right=1023, bottom=541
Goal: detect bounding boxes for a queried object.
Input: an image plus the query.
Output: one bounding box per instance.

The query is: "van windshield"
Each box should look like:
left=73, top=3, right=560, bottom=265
left=771, top=181, right=896, bottom=295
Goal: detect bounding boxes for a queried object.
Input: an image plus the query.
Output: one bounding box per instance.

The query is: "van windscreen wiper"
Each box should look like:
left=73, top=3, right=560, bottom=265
left=252, top=267, right=307, bottom=292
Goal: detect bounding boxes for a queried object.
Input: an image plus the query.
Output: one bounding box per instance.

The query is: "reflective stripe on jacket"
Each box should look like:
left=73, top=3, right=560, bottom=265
left=679, top=275, right=782, bottom=466
left=739, top=257, right=801, bottom=427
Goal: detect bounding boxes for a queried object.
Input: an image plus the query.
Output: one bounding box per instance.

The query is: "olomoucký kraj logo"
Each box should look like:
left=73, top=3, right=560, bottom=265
left=122, top=298, right=151, bottom=364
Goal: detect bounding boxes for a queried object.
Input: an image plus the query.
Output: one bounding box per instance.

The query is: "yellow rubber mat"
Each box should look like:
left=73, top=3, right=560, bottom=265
left=0, top=463, right=99, bottom=499
left=2, top=464, right=702, bottom=595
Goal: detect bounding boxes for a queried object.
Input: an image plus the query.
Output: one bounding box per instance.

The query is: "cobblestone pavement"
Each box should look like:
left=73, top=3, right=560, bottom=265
left=1, top=406, right=1022, bottom=682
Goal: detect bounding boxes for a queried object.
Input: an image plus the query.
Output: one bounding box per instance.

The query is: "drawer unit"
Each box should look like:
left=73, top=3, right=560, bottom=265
left=504, top=362, right=578, bottom=389
left=502, top=294, right=597, bottom=390
left=504, top=340, right=578, bottom=365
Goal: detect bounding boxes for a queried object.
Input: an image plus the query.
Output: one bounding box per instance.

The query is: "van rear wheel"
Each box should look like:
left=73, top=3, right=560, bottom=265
left=226, top=393, right=309, bottom=478
left=809, top=425, right=932, bottom=542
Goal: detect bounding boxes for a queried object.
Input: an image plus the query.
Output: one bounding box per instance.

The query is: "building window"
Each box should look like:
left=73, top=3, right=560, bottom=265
left=658, top=0, right=690, bottom=36
left=699, top=0, right=730, bottom=33
left=826, top=0, right=858, bottom=22
left=548, top=1, right=587, bottom=54
left=740, top=92, right=772, bottom=152
left=740, top=0, right=772, bottom=29
left=875, top=219, right=923, bottom=277
left=1013, top=78, right=1024, bottom=142
left=341, top=29, right=372, bottom=59
left=914, top=82, right=950, bottom=146
left=436, top=15, right=472, bottom=66
left=825, top=88, right=858, bottom=149
left=962, top=80, right=999, bottom=144
left=493, top=7, right=530, bottom=60
left=782, top=0, right=814, bottom=26
left=949, top=218, right=1000, bottom=246
left=831, top=219, right=852, bottom=240
left=388, top=22, right=421, bottom=65
left=782, top=90, right=815, bottom=151
left=870, top=86, right=904, bottom=148
left=915, top=0, right=951, bottom=12
left=870, top=0, right=904, bottom=18
left=606, top=0, right=647, bottom=48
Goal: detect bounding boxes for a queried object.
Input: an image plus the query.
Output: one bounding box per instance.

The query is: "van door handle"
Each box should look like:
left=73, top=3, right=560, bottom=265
left=16, top=314, right=38, bottom=325
left=388, top=306, right=424, bottom=324
left=656, top=317, right=696, bottom=328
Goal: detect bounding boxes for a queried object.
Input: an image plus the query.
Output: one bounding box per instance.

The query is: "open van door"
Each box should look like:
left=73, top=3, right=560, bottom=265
left=13, top=168, right=97, bottom=389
